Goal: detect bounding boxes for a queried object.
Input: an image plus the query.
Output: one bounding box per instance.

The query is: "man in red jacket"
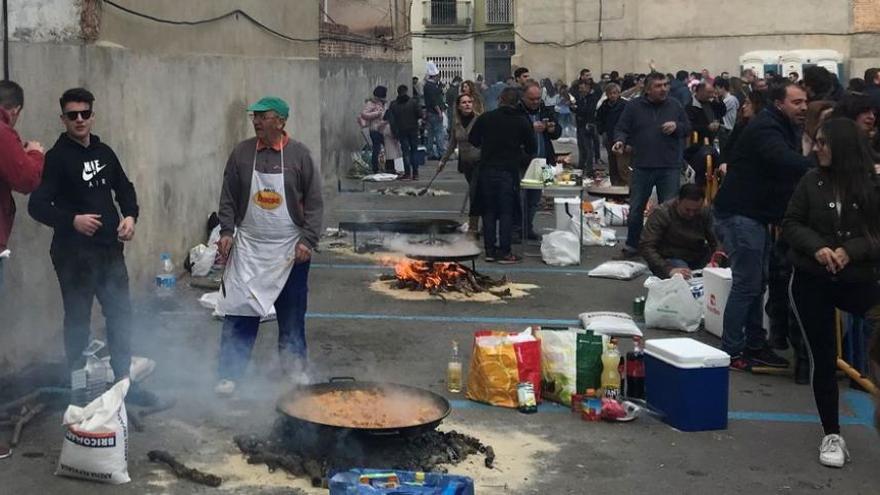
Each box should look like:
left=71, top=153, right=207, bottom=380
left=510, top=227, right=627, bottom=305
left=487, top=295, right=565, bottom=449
left=0, top=80, right=44, bottom=294
left=0, top=80, right=43, bottom=459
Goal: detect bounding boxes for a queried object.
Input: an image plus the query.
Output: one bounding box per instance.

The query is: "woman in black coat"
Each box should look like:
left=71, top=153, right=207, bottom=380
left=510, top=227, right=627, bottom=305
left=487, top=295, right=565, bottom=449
left=783, top=118, right=880, bottom=469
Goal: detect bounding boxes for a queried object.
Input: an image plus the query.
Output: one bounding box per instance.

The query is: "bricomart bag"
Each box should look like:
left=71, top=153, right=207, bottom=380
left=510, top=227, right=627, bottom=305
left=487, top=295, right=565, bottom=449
left=56, top=378, right=130, bottom=484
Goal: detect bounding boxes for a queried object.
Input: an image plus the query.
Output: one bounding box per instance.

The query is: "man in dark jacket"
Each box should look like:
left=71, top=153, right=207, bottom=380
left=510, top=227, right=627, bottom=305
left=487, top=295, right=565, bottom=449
left=29, top=88, right=142, bottom=395
left=612, top=72, right=691, bottom=255
left=713, top=81, right=812, bottom=371
left=573, top=80, right=602, bottom=174
left=469, top=87, right=537, bottom=264
left=670, top=71, right=692, bottom=108
left=386, top=85, right=422, bottom=179
left=0, top=80, right=44, bottom=295
left=596, top=83, right=627, bottom=185
left=803, top=66, right=844, bottom=102
left=864, top=68, right=880, bottom=109
left=423, top=66, right=447, bottom=160
left=639, top=184, right=717, bottom=278
left=684, top=81, right=726, bottom=185
left=521, top=80, right=562, bottom=240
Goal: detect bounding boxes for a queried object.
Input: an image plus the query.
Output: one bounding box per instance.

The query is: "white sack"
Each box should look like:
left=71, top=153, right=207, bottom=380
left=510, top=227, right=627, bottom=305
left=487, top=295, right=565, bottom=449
left=588, top=261, right=647, bottom=280
left=56, top=379, right=131, bottom=484
left=541, top=231, right=580, bottom=266
left=579, top=311, right=643, bottom=337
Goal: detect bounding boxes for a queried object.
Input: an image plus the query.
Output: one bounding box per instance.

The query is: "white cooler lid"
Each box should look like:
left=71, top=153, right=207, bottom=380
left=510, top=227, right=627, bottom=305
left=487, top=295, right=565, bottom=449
left=645, top=338, right=730, bottom=369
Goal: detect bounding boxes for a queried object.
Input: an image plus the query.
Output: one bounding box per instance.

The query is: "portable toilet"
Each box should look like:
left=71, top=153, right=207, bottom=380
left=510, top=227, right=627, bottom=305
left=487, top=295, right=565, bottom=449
left=739, top=50, right=782, bottom=79
left=780, top=49, right=845, bottom=81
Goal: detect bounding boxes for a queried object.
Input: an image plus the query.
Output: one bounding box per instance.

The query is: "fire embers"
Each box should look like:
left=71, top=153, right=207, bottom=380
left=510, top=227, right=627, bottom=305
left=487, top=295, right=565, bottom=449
left=382, top=259, right=508, bottom=297
left=234, top=418, right=495, bottom=488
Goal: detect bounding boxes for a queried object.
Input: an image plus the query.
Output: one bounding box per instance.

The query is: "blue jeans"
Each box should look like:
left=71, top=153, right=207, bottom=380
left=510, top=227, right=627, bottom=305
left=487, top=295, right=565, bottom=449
left=426, top=111, right=446, bottom=158
left=715, top=214, right=770, bottom=355
left=218, top=260, right=311, bottom=381
left=625, top=167, right=681, bottom=250
left=398, top=130, right=419, bottom=176
left=480, top=168, right=517, bottom=256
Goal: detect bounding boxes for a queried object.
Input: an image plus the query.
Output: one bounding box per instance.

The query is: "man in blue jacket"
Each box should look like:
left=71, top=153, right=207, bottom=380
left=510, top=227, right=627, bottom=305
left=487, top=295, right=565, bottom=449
left=713, top=81, right=811, bottom=371
left=612, top=72, right=691, bottom=256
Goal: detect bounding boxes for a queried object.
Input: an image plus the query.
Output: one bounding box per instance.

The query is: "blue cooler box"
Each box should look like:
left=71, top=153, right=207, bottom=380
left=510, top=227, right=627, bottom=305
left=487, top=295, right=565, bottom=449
left=329, top=469, right=474, bottom=495
left=644, top=338, right=731, bottom=432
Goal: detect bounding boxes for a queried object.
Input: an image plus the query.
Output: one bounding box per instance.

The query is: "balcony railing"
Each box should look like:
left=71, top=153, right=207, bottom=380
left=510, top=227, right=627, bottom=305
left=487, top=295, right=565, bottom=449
left=486, top=0, right=513, bottom=25
left=423, top=1, right=472, bottom=31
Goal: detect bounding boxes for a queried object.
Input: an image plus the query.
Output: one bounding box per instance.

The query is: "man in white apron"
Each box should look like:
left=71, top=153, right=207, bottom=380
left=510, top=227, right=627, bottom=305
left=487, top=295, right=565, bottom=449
left=215, top=96, right=323, bottom=396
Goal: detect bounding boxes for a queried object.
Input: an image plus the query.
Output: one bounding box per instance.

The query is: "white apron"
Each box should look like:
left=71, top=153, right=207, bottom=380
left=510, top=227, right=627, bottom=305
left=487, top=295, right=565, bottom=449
left=218, top=144, right=300, bottom=317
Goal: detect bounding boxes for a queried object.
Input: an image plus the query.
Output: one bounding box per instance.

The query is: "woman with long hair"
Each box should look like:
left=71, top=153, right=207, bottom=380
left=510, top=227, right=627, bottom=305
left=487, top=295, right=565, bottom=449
left=783, top=118, right=880, bottom=468
left=719, top=90, right=767, bottom=174
left=830, top=93, right=879, bottom=154
left=439, top=93, right=482, bottom=235
left=460, top=80, right=485, bottom=115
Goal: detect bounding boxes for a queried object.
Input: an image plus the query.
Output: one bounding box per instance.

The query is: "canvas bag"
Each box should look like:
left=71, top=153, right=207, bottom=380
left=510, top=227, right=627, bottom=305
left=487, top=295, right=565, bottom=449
left=466, top=329, right=542, bottom=408
left=536, top=327, right=606, bottom=406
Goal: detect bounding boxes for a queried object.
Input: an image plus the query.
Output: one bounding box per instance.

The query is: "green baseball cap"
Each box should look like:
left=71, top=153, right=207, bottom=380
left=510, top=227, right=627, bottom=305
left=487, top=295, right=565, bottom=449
left=247, top=96, right=289, bottom=118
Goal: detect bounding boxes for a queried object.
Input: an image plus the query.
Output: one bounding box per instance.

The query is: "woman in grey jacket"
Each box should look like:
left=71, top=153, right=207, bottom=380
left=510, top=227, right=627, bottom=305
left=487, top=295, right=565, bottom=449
left=440, top=93, right=482, bottom=235
left=783, top=118, right=880, bottom=469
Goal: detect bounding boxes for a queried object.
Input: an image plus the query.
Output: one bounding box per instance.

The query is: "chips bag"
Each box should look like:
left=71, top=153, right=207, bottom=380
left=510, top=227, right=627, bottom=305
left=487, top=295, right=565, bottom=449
left=466, top=329, right=541, bottom=408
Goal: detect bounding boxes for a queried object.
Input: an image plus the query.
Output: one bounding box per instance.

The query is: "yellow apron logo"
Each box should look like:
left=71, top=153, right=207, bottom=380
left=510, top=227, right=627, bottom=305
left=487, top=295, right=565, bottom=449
left=253, top=190, right=283, bottom=210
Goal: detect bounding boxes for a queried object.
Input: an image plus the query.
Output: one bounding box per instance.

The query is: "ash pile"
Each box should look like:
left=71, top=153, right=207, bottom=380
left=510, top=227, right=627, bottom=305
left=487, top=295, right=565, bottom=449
left=234, top=418, right=495, bottom=488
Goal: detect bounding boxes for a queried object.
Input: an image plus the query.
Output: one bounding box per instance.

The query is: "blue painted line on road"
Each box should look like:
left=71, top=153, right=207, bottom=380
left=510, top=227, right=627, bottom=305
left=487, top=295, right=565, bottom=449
left=450, top=392, right=877, bottom=427
left=306, top=312, right=580, bottom=326
left=311, top=262, right=595, bottom=275
left=337, top=209, right=461, bottom=214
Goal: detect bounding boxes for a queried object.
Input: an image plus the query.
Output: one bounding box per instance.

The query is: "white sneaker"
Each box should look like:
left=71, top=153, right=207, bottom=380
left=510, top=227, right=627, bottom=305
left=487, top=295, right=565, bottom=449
left=214, top=379, right=236, bottom=396
left=819, top=434, right=850, bottom=468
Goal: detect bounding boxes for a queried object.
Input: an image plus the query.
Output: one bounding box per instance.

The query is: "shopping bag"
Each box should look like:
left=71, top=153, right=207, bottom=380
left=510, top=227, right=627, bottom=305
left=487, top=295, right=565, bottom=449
left=393, top=157, right=405, bottom=173
left=536, top=327, right=605, bottom=406
left=466, top=328, right=542, bottom=408
left=541, top=231, right=580, bottom=266
left=643, top=275, right=702, bottom=332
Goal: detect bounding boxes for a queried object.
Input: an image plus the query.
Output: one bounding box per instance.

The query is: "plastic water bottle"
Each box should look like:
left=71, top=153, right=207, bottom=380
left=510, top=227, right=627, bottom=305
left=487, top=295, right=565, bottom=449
left=155, top=253, right=176, bottom=299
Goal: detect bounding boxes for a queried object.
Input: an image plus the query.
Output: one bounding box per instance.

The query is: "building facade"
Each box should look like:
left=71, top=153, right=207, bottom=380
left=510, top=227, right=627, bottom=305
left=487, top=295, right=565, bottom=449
left=410, top=0, right=515, bottom=83
left=513, top=0, right=880, bottom=83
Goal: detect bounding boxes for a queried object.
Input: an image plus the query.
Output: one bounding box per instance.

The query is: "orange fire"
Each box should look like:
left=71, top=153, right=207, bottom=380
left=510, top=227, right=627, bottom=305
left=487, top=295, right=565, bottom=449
left=392, top=259, right=469, bottom=290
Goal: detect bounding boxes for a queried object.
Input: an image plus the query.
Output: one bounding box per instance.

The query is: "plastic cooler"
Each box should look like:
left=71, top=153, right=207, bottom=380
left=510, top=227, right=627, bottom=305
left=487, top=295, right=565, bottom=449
left=329, top=469, right=474, bottom=495
left=644, top=338, right=731, bottom=432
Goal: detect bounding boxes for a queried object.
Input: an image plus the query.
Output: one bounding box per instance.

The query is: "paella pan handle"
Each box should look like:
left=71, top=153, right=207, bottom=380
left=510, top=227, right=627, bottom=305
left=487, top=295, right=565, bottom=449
left=328, top=376, right=356, bottom=383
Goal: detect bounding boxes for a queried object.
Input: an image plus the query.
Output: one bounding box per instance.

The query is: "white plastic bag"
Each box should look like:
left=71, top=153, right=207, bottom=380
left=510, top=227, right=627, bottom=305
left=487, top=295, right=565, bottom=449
left=579, top=311, right=643, bottom=337
left=588, top=261, right=647, bottom=280
left=57, top=379, right=130, bottom=484
left=643, top=275, right=703, bottom=332
left=393, top=157, right=405, bottom=173
left=541, top=231, right=580, bottom=266
left=604, top=202, right=630, bottom=226
left=568, top=215, right=616, bottom=247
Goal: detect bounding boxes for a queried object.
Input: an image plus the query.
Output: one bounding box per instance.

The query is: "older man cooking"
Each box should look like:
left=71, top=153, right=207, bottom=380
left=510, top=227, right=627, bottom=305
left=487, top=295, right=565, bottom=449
left=215, top=96, right=323, bottom=396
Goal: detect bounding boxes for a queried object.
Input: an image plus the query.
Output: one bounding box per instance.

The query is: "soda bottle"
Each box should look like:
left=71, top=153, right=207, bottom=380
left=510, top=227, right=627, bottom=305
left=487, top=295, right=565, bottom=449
left=601, top=339, right=622, bottom=399
left=447, top=340, right=462, bottom=393
left=626, top=337, right=646, bottom=399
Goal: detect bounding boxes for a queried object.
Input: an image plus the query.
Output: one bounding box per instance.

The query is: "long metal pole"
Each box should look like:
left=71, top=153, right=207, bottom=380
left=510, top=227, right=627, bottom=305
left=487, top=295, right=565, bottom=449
left=3, top=0, right=9, bottom=80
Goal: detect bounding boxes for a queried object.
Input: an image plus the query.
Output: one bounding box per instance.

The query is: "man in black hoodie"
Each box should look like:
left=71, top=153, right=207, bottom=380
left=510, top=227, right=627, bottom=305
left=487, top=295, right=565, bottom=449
left=29, top=88, right=140, bottom=391
left=469, top=87, right=537, bottom=263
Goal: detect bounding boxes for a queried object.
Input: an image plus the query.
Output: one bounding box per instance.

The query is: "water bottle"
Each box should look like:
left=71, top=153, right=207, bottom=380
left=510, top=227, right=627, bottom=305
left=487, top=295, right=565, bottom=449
left=155, top=252, right=176, bottom=299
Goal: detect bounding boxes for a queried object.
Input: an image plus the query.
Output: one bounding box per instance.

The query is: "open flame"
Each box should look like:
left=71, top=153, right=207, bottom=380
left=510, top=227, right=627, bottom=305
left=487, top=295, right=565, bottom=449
left=393, top=259, right=469, bottom=290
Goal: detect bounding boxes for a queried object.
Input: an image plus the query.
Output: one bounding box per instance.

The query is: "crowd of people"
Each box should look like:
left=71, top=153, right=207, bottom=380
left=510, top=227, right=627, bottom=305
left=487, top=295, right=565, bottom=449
left=357, top=62, right=880, bottom=468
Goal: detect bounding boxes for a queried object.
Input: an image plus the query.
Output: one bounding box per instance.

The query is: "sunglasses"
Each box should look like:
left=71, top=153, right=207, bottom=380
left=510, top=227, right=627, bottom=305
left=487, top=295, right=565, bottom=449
left=64, top=110, right=93, bottom=121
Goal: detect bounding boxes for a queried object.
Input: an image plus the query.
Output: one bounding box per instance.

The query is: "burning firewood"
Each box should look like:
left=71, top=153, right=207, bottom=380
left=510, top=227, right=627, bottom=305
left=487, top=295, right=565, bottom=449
left=384, top=259, right=507, bottom=296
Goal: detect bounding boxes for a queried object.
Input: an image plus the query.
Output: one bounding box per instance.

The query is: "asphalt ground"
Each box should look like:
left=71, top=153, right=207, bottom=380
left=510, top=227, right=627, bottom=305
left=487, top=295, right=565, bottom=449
left=1, top=151, right=878, bottom=494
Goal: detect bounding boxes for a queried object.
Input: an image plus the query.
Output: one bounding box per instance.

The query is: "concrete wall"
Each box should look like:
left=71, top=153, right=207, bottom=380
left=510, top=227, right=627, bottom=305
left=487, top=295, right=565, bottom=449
left=98, top=0, right=318, bottom=58
left=513, top=0, right=879, bottom=82
left=6, top=0, right=81, bottom=42
left=1, top=42, right=320, bottom=370
left=319, top=58, right=410, bottom=194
